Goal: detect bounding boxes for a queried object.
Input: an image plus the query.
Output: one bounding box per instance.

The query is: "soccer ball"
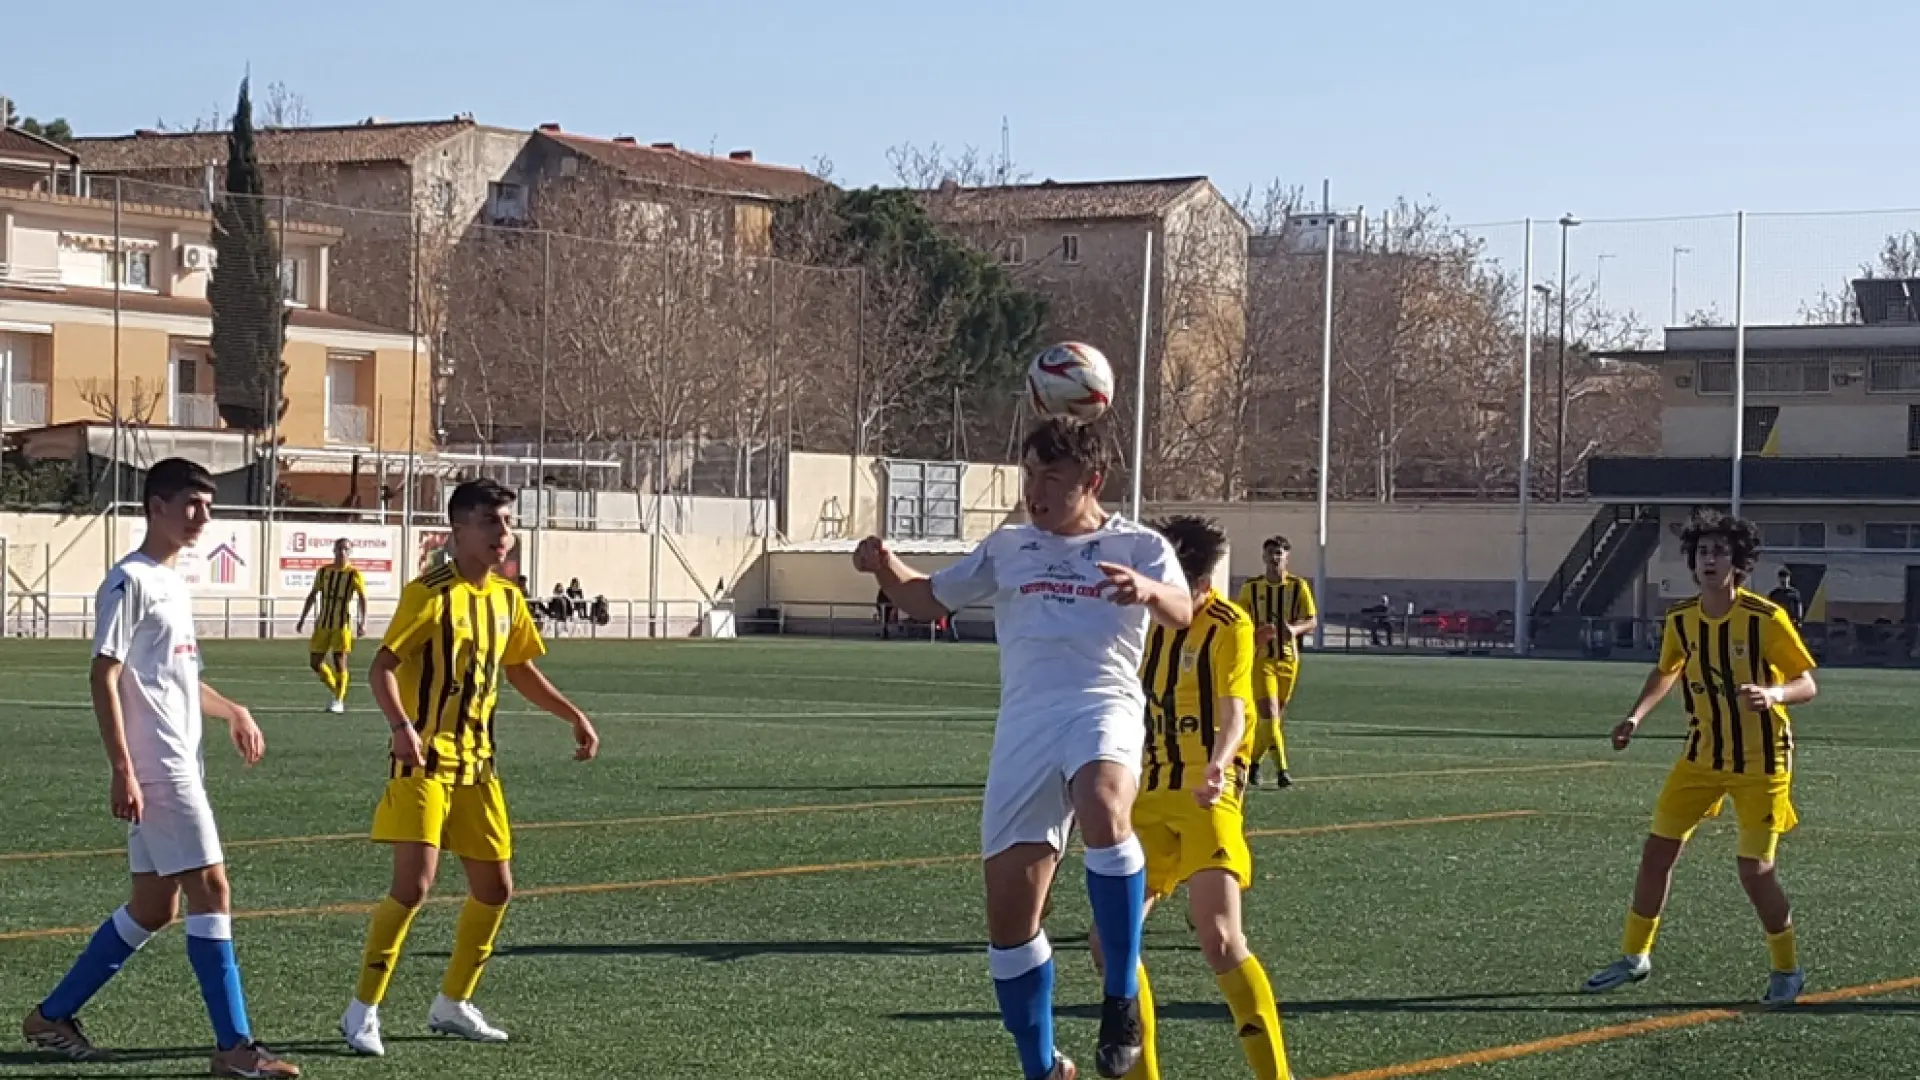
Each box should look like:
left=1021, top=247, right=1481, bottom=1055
left=1028, top=342, right=1114, bottom=421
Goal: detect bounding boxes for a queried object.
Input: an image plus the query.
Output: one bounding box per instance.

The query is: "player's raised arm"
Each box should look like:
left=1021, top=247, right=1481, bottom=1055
left=855, top=536, right=959, bottom=623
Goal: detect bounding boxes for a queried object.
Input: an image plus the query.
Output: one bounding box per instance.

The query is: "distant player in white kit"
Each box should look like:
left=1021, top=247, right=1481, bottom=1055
left=855, top=419, right=1193, bottom=1080
left=21, top=458, right=299, bottom=1078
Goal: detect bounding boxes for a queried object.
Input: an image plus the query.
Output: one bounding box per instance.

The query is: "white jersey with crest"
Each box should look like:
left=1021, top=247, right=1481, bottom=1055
left=931, top=514, right=1185, bottom=725
left=93, top=553, right=206, bottom=784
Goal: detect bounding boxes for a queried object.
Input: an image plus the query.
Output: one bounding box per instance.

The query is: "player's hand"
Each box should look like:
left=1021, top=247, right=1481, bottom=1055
left=1254, top=625, right=1278, bottom=646
left=1095, top=562, right=1152, bottom=606
left=852, top=536, right=890, bottom=574
left=227, top=707, right=266, bottom=765
left=295, top=619, right=306, bottom=633
left=110, top=766, right=142, bottom=824
left=391, top=724, right=426, bottom=769
left=1738, top=684, right=1780, bottom=712
left=1611, top=717, right=1639, bottom=752
left=570, top=717, right=600, bottom=762
left=1194, top=763, right=1227, bottom=808
left=356, top=620, right=367, bottom=637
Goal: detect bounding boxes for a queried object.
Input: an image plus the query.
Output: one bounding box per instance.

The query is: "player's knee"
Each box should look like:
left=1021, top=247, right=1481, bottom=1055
left=388, top=870, right=434, bottom=908
left=126, top=892, right=179, bottom=932
left=1640, top=834, right=1683, bottom=873
left=308, top=654, right=325, bottom=672
left=180, top=866, right=231, bottom=915
left=1736, top=856, right=1777, bottom=887
left=1191, top=913, right=1236, bottom=964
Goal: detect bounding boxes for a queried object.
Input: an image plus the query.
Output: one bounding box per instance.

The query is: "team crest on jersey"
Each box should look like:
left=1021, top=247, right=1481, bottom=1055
left=1079, top=540, right=1102, bottom=562
left=1732, top=641, right=1749, bottom=660
left=1179, top=646, right=1198, bottom=672
left=496, top=615, right=511, bottom=637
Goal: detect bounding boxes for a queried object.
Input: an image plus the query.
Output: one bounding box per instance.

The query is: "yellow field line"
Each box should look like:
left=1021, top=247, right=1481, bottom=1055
left=0, top=808, right=1534, bottom=943
left=0, top=762, right=1598, bottom=865
left=1313, top=974, right=1920, bottom=1080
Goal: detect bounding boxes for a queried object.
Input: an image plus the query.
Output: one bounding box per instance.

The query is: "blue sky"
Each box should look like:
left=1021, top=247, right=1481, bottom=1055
left=7, top=0, right=1915, bottom=321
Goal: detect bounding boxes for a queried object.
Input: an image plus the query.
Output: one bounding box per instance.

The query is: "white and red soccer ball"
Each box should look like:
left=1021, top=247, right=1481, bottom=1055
left=1027, top=342, right=1114, bottom=421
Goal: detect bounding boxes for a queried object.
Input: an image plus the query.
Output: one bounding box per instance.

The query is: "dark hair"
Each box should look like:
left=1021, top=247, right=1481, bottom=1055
left=447, top=477, right=516, bottom=522
left=1680, top=508, right=1761, bottom=583
left=1151, top=515, right=1227, bottom=586
left=1263, top=535, right=1291, bottom=554
left=142, top=457, right=216, bottom=514
left=334, top=537, right=352, bottom=552
left=1021, top=417, right=1112, bottom=478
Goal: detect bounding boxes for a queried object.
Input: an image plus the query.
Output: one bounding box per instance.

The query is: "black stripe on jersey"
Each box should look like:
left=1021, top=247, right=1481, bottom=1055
left=1696, top=617, right=1726, bottom=770
left=421, top=565, right=457, bottom=590
left=1140, top=627, right=1169, bottom=792
left=1716, top=620, right=1744, bottom=773
left=1749, top=613, right=1777, bottom=775
left=1206, top=599, right=1244, bottom=626
left=1255, top=583, right=1277, bottom=661
left=1739, top=594, right=1780, bottom=617
left=452, top=592, right=485, bottom=786
left=1162, top=628, right=1190, bottom=791
left=1673, top=617, right=1701, bottom=765
left=478, top=590, right=504, bottom=776
left=1195, top=625, right=1218, bottom=777
left=425, top=588, right=459, bottom=776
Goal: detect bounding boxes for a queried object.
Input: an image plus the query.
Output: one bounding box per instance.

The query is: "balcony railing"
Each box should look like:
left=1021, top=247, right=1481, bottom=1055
left=173, top=393, right=219, bottom=429
left=327, top=404, right=369, bottom=445
left=0, top=263, right=62, bottom=289
left=2, top=382, right=48, bottom=427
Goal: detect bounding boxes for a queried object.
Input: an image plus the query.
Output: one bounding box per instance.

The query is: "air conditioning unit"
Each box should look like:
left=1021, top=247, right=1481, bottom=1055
left=179, top=244, right=217, bottom=272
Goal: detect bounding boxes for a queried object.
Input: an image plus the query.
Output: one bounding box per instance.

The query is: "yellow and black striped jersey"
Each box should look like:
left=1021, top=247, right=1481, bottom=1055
left=1139, top=590, right=1256, bottom=797
left=1238, top=574, right=1315, bottom=665
left=381, top=563, right=545, bottom=785
left=309, top=565, right=366, bottom=633
left=1657, top=589, right=1815, bottom=775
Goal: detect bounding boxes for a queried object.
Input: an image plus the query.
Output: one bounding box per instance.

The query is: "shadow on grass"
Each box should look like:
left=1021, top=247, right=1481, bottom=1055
left=415, top=934, right=1212, bottom=965
left=892, top=989, right=1920, bottom=1024
left=651, top=783, right=985, bottom=793
left=0, top=1035, right=433, bottom=1075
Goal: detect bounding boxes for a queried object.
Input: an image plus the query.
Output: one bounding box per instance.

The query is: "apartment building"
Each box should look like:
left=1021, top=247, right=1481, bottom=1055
left=0, top=181, right=431, bottom=497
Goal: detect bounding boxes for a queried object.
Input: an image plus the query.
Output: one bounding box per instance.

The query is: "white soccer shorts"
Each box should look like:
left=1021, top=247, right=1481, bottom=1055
left=127, top=778, right=225, bottom=878
left=979, top=702, right=1145, bottom=859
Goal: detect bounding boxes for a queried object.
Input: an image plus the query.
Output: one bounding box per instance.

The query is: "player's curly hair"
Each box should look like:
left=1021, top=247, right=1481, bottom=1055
left=1151, top=515, right=1227, bottom=587
left=1680, top=507, right=1761, bottom=583
left=1021, top=416, right=1114, bottom=478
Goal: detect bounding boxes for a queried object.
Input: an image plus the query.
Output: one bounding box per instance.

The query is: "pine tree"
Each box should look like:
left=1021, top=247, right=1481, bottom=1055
left=208, top=77, right=287, bottom=433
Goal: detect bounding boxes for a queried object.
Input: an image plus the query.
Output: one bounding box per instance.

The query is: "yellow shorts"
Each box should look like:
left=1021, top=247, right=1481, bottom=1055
left=1253, top=661, right=1298, bottom=707
left=370, top=775, right=513, bottom=863
left=309, top=627, right=353, bottom=656
left=1133, top=791, right=1252, bottom=900
left=1649, top=762, right=1797, bottom=863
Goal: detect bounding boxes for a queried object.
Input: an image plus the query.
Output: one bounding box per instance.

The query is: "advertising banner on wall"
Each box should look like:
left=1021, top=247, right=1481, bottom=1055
left=278, top=524, right=402, bottom=594
left=125, top=519, right=255, bottom=593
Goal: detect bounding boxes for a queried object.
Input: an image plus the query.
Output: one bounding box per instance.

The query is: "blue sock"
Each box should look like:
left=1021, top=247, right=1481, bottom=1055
left=184, top=914, right=252, bottom=1050
left=40, top=907, right=152, bottom=1020
left=989, top=935, right=1057, bottom=1080
left=1086, top=839, right=1147, bottom=998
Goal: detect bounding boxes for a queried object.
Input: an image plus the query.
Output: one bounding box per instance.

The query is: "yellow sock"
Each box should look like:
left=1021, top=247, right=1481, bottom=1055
left=1767, top=926, right=1798, bottom=973
left=314, top=663, right=339, bottom=697
left=1252, top=715, right=1278, bottom=769
left=1272, top=713, right=1290, bottom=771
left=335, top=665, right=351, bottom=702
left=355, top=896, right=420, bottom=1006
left=1217, top=955, right=1291, bottom=1080
left=442, top=899, right=509, bottom=1001
left=1622, top=911, right=1661, bottom=958
left=1123, top=964, right=1160, bottom=1080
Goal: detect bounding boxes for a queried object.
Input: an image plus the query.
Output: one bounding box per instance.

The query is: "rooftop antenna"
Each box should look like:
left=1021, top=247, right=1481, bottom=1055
left=1000, top=115, right=1012, bottom=184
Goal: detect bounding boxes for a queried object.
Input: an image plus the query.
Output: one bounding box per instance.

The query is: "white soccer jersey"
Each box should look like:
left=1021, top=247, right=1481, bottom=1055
left=931, top=515, right=1187, bottom=725
left=93, top=553, right=205, bottom=784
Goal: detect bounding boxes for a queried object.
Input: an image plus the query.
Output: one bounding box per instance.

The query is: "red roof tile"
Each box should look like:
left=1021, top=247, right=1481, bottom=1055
left=71, top=120, right=476, bottom=171
left=542, top=132, right=826, bottom=202
left=919, top=177, right=1209, bottom=225
left=0, top=126, right=79, bottom=166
